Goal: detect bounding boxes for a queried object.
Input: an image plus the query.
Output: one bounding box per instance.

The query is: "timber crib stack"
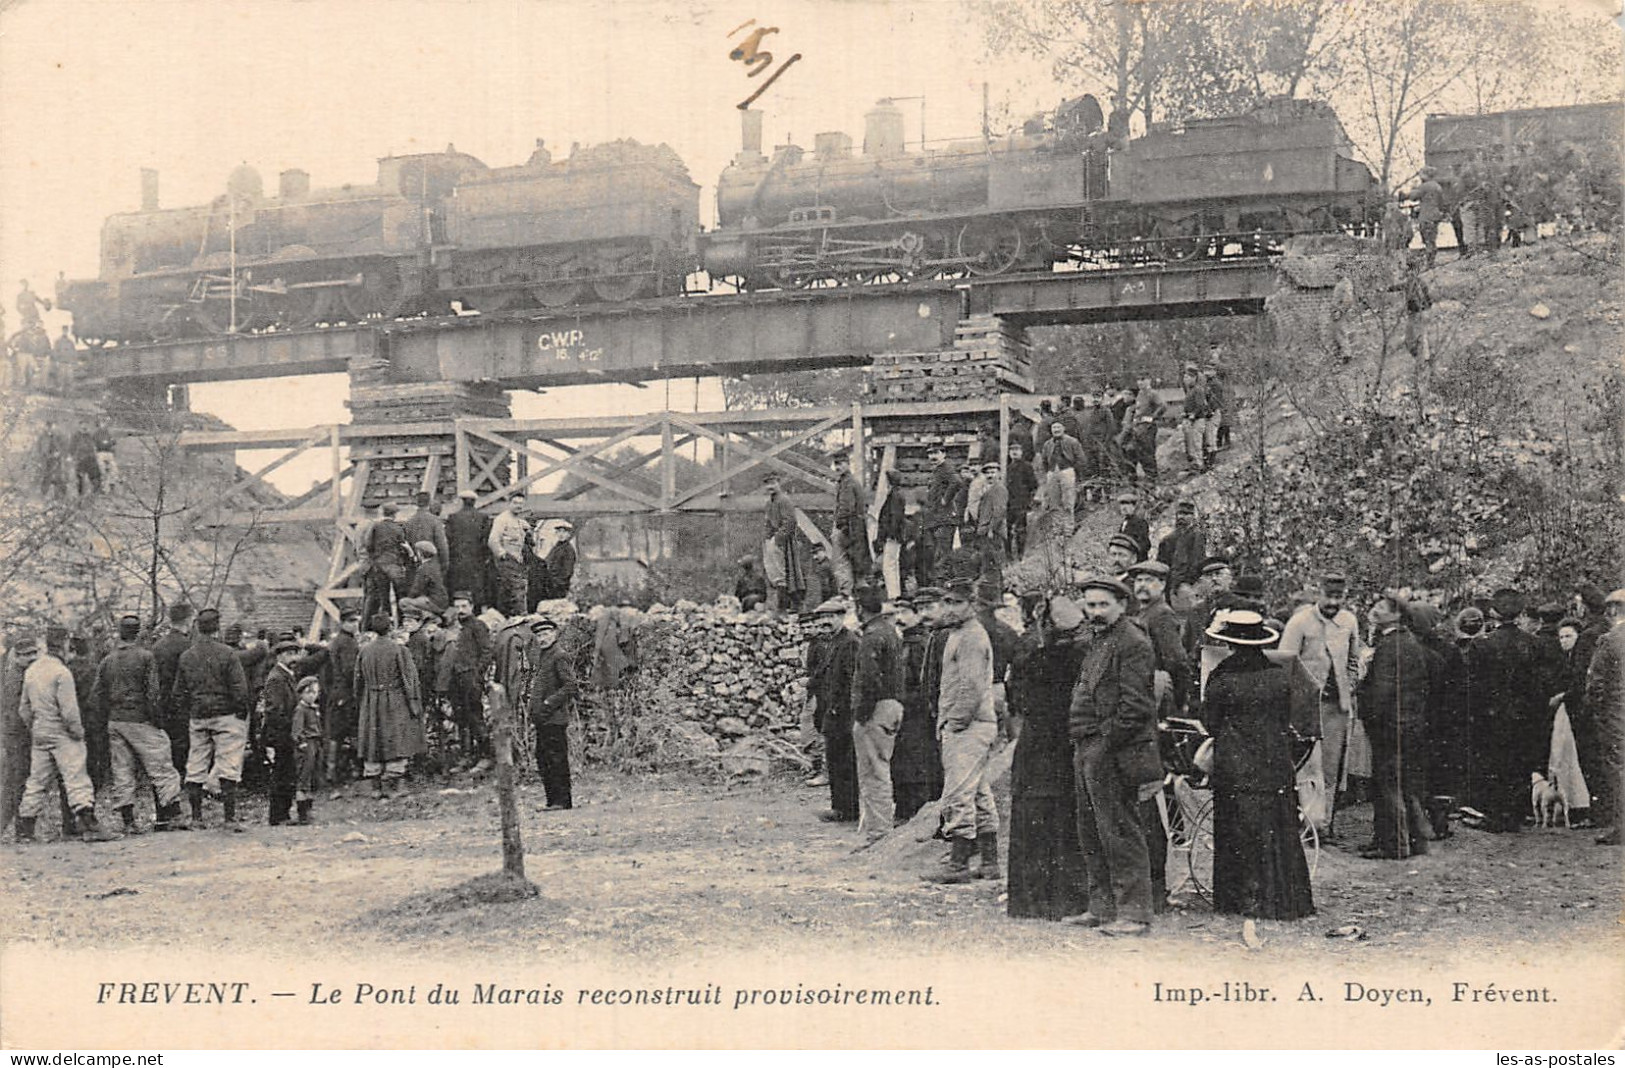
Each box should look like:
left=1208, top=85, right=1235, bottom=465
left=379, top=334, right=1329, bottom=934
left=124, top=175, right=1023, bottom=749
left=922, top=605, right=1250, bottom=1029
left=346, top=380, right=512, bottom=508
left=862, top=315, right=1034, bottom=402
left=862, top=315, right=1035, bottom=491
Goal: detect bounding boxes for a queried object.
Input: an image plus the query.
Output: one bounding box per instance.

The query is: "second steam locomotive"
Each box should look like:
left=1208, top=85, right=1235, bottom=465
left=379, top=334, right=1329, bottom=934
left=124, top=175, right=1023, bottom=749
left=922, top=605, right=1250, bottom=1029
left=61, top=95, right=1380, bottom=344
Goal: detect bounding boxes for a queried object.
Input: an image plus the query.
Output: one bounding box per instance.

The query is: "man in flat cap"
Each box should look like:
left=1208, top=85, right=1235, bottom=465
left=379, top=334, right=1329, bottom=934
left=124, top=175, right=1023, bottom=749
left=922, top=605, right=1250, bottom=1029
left=927, top=579, right=1001, bottom=883
left=921, top=446, right=961, bottom=585
left=1277, top=571, right=1362, bottom=833
left=487, top=492, right=532, bottom=617
left=1114, top=490, right=1149, bottom=562
left=893, top=588, right=945, bottom=822
left=445, top=489, right=492, bottom=612
left=1105, top=533, right=1140, bottom=588
left=1182, top=556, right=1235, bottom=660
left=829, top=448, right=872, bottom=597
left=14, top=628, right=120, bottom=842
left=94, top=614, right=187, bottom=833
left=173, top=607, right=252, bottom=830
left=152, top=603, right=194, bottom=776
left=1039, top=420, right=1085, bottom=537
left=1129, top=561, right=1190, bottom=714
left=1155, top=500, right=1207, bottom=593
left=974, top=461, right=1008, bottom=582
left=526, top=617, right=577, bottom=811
left=1469, top=588, right=1541, bottom=833
left=402, top=490, right=450, bottom=593
left=763, top=471, right=812, bottom=613
left=851, top=584, right=905, bottom=841
left=1583, top=589, right=1625, bottom=845
left=256, top=635, right=308, bottom=826
left=1066, top=575, right=1160, bottom=935
left=443, top=591, right=495, bottom=772
left=323, top=607, right=362, bottom=789
left=806, top=597, right=860, bottom=822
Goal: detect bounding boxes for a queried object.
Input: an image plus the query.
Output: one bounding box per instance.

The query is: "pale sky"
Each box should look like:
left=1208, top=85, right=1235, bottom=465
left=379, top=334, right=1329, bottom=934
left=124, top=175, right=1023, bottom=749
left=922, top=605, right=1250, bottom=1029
left=0, top=0, right=1044, bottom=491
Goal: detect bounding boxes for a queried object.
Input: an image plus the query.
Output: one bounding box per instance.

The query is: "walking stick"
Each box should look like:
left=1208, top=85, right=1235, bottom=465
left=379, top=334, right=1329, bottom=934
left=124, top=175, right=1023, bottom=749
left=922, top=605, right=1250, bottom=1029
left=1327, top=697, right=1354, bottom=838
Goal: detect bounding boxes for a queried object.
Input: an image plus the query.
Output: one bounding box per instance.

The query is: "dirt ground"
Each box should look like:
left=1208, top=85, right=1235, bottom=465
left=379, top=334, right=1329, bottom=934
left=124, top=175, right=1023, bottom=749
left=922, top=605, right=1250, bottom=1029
left=2, top=765, right=1620, bottom=967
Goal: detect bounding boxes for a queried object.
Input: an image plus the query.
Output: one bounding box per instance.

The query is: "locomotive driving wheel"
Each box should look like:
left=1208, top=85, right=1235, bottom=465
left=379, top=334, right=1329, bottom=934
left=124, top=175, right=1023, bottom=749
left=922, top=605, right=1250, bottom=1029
left=590, top=272, right=650, bottom=303
left=275, top=285, right=325, bottom=329
left=343, top=261, right=407, bottom=320
left=531, top=281, right=584, bottom=308
left=957, top=220, right=1024, bottom=276
left=1151, top=218, right=1206, bottom=263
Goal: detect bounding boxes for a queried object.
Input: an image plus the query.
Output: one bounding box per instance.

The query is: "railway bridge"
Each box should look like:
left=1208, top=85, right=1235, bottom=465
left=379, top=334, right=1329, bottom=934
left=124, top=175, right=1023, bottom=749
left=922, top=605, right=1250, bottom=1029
left=100, top=259, right=1282, bottom=633
left=96, top=260, right=1276, bottom=395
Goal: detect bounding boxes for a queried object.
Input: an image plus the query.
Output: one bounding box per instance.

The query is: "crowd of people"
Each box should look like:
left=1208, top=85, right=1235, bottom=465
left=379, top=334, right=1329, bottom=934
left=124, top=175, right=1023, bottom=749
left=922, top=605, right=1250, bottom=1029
left=3, top=279, right=82, bottom=395
left=791, top=494, right=1624, bottom=934
left=1, top=483, right=590, bottom=844
left=752, top=373, right=1229, bottom=615
left=1395, top=140, right=1620, bottom=268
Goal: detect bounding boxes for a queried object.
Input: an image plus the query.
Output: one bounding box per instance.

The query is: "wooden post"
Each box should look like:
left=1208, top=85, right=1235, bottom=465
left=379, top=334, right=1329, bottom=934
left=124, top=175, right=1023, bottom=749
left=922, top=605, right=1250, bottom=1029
left=454, top=421, right=470, bottom=496
left=850, top=402, right=865, bottom=486
left=660, top=415, right=677, bottom=510
left=487, top=682, right=527, bottom=880
left=330, top=424, right=342, bottom=513
left=998, top=393, right=1011, bottom=477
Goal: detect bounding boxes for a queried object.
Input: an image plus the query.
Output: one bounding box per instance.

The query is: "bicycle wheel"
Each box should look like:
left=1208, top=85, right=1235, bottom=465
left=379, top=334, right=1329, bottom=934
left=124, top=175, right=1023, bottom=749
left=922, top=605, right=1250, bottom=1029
left=1159, top=784, right=1194, bottom=896
left=1185, top=793, right=1216, bottom=902
left=1300, top=809, right=1321, bottom=878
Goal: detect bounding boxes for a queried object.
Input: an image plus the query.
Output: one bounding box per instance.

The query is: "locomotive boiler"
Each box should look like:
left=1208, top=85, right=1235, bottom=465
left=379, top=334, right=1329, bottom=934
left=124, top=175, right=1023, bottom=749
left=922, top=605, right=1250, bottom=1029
left=59, top=139, right=699, bottom=343
left=701, top=96, right=1378, bottom=288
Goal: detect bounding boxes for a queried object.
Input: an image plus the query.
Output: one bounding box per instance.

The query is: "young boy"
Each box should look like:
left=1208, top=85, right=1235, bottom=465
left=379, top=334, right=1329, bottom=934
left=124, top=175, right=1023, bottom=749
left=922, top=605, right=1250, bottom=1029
left=291, top=676, right=323, bottom=825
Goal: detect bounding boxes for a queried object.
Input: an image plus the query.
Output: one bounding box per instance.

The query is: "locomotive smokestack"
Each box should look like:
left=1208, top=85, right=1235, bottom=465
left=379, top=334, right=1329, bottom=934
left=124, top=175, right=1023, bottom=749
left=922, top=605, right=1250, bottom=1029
left=864, top=100, right=905, bottom=158
left=140, top=168, right=159, bottom=211
left=279, top=169, right=311, bottom=199
left=740, top=109, right=764, bottom=157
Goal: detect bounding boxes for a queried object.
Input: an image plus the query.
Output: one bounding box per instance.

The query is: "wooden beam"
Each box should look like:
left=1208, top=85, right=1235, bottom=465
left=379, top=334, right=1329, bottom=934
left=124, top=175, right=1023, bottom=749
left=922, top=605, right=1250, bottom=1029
left=215, top=429, right=327, bottom=510
left=469, top=417, right=665, bottom=509
left=549, top=438, right=678, bottom=503
left=663, top=411, right=845, bottom=508
left=660, top=417, right=677, bottom=509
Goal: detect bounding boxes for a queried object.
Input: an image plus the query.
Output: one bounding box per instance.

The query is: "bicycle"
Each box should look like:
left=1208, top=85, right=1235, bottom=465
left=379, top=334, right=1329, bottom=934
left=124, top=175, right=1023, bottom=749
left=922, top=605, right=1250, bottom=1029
left=1156, top=716, right=1320, bottom=904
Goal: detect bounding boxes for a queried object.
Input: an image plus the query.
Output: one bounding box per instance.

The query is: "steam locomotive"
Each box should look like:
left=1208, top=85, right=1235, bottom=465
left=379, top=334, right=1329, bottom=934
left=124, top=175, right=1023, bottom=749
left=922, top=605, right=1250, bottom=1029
left=59, top=140, right=700, bottom=344
left=59, top=96, right=1378, bottom=344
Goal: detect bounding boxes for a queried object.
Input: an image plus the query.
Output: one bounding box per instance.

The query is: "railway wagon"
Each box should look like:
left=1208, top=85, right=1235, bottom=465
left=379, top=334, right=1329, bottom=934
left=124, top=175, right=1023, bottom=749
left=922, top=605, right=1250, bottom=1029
left=1424, top=101, right=1625, bottom=174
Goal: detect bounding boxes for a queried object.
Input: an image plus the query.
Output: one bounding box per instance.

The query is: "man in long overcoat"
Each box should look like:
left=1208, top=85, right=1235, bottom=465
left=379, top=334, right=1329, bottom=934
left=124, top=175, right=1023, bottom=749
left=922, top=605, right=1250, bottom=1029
left=1358, top=594, right=1434, bottom=858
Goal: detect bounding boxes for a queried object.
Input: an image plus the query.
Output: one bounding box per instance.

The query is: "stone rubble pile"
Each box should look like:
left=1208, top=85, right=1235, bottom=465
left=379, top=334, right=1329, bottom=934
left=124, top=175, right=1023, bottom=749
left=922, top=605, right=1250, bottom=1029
left=636, top=597, right=811, bottom=741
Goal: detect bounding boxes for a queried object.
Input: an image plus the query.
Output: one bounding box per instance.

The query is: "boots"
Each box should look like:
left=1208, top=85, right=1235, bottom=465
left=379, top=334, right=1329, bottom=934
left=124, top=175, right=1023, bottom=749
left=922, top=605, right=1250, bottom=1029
left=14, top=816, right=36, bottom=842
left=974, top=831, right=1001, bottom=881
left=923, top=836, right=975, bottom=884
left=117, top=804, right=144, bottom=835
left=371, top=776, right=385, bottom=800
left=76, top=808, right=122, bottom=843
left=220, top=780, right=244, bottom=832
left=187, top=782, right=204, bottom=824
left=155, top=800, right=190, bottom=832
left=296, top=799, right=313, bottom=825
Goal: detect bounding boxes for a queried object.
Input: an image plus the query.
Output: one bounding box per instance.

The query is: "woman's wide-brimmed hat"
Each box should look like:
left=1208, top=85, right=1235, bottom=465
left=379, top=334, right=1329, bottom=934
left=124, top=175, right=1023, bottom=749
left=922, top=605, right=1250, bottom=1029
left=1206, top=608, right=1279, bottom=646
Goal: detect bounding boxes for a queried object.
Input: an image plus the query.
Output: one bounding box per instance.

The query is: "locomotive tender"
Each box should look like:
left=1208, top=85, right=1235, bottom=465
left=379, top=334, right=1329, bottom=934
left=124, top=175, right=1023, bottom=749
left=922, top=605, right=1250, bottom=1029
left=61, top=95, right=1377, bottom=344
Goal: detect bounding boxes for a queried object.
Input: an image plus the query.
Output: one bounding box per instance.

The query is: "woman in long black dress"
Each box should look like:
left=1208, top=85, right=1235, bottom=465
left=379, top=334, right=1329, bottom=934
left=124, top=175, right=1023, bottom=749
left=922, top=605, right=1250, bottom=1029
left=1006, top=595, right=1090, bottom=920
left=1203, top=610, right=1315, bottom=921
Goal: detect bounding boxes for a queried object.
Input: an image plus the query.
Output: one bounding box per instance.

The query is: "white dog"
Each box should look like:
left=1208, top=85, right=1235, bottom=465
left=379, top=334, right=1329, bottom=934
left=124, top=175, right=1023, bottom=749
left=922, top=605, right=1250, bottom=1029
left=1530, top=771, right=1569, bottom=829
